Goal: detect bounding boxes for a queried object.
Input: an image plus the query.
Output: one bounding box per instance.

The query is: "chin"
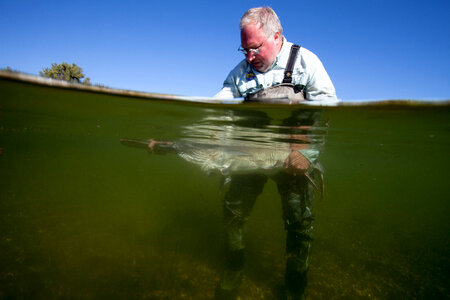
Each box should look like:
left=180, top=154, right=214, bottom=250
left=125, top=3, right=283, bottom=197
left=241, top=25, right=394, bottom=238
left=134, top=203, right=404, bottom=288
left=253, top=64, right=266, bottom=73
left=256, top=66, right=268, bottom=73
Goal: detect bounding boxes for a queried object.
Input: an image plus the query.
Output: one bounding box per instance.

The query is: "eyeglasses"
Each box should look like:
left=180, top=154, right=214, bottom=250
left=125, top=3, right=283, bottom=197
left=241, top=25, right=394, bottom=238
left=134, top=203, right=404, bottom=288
left=238, top=42, right=264, bottom=55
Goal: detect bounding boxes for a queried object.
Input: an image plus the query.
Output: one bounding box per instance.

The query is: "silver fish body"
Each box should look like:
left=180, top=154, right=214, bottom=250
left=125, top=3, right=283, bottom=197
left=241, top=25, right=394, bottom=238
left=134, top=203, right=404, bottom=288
left=120, top=138, right=323, bottom=194
left=172, top=141, right=290, bottom=176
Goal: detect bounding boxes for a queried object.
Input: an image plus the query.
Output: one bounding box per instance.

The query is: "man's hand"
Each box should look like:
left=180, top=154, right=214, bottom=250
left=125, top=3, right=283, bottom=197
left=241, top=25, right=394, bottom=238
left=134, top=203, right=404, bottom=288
left=284, top=150, right=310, bottom=175
left=148, top=139, right=174, bottom=154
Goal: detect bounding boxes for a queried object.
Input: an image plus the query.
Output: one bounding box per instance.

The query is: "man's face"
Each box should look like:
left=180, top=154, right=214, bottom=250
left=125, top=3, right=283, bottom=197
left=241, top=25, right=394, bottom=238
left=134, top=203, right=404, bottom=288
left=240, top=22, right=281, bottom=73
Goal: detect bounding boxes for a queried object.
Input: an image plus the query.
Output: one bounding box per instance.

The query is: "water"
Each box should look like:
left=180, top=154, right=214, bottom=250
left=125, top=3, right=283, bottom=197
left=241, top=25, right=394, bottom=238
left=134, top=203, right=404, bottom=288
left=0, top=79, right=449, bottom=299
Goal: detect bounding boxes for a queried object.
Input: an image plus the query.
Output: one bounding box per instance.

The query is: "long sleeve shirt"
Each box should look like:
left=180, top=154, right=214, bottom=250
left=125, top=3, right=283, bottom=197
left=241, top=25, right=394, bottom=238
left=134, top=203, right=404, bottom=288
left=214, top=39, right=339, bottom=104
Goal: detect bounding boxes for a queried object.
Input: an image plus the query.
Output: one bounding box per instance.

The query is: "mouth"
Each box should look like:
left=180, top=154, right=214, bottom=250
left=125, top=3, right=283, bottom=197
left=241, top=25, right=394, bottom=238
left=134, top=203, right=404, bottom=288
left=251, top=61, right=263, bottom=69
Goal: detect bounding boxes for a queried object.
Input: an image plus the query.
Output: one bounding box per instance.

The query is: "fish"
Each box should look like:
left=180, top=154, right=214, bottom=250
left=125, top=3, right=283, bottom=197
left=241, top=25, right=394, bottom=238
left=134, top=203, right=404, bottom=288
left=120, top=138, right=323, bottom=195
left=120, top=138, right=290, bottom=176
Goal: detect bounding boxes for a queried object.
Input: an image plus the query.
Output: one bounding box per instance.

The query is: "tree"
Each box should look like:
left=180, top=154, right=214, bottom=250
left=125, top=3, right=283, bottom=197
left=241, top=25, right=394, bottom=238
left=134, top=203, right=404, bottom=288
left=1, top=66, right=17, bottom=73
left=40, top=62, right=91, bottom=85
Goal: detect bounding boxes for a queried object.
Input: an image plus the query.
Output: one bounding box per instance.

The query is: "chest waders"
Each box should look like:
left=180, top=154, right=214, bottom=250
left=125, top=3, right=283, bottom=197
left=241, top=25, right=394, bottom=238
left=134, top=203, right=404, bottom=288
left=245, top=44, right=306, bottom=103
left=216, top=45, right=317, bottom=300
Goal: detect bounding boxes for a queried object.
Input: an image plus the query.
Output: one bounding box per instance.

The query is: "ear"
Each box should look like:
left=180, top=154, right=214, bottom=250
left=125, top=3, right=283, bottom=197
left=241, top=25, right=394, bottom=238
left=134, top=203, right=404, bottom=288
left=273, top=31, right=281, bottom=43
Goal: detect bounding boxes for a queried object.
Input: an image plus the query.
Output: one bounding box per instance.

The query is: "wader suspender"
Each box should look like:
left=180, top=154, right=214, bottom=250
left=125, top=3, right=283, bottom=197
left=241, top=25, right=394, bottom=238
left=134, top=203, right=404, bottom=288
left=283, top=44, right=301, bottom=84
left=244, top=44, right=305, bottom=101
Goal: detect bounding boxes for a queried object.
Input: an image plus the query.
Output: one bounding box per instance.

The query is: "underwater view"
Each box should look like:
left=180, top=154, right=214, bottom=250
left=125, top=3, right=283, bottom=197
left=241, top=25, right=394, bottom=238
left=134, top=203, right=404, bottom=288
left=0, top=77, right=449, bottom=299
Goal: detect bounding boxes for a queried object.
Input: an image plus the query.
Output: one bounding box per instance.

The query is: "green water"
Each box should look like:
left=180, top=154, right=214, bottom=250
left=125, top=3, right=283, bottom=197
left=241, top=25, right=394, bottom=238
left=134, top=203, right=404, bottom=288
left=0, top=80, right=449, bottom=299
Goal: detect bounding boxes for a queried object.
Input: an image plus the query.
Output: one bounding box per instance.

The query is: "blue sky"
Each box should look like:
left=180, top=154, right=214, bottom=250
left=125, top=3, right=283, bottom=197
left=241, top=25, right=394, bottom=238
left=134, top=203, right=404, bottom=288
left=1, top=0, right=449, bottom=101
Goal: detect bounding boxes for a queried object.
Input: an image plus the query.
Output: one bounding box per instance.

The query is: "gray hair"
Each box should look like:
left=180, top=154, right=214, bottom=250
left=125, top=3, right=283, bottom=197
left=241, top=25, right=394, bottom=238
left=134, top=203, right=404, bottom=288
left=240, top=6, right=283, bottom=38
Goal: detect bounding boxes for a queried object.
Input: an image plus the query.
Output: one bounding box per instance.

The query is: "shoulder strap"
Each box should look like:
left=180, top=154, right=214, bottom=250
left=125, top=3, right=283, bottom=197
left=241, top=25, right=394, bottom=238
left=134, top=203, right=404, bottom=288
left=282, top=44, right=301, bottom=84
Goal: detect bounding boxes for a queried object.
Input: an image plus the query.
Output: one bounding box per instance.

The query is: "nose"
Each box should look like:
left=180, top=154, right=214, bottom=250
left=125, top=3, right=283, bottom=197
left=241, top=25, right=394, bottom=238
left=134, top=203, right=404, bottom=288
left=246, top=51, right=256, bottom=62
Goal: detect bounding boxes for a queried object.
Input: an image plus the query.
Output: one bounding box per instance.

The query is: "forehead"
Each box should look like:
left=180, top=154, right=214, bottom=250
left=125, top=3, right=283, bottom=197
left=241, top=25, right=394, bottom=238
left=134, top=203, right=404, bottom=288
left=240, top=23, right=267, bottom=47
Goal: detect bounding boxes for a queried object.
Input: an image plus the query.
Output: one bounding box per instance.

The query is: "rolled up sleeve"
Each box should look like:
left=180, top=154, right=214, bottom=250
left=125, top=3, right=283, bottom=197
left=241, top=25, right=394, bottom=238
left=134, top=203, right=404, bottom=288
left=214, top=85, right=238, bottom=99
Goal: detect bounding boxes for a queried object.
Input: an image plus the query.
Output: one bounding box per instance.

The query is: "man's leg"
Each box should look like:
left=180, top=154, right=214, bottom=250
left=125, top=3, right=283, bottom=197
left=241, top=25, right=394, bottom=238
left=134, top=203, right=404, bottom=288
left=275, top=172, right=314, bottom=299
left=216, top=174, right=268, bottom=299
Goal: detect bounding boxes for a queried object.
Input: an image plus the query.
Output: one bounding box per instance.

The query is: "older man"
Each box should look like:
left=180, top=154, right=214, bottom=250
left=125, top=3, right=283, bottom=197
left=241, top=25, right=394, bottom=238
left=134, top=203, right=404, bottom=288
left=214, top=7, right=337, bottom=300
left=215, top=7, right=337, bottom=102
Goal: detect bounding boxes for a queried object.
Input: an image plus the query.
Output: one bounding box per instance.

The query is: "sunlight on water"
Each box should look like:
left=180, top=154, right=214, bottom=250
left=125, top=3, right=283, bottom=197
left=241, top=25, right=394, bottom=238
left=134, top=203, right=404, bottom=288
left=0, top=79, right=449, bottom=299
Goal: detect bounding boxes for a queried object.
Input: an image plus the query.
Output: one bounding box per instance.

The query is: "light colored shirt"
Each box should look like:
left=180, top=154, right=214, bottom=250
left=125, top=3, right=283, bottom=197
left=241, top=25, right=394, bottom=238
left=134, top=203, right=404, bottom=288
left=214, top=39, right=338, bottom=104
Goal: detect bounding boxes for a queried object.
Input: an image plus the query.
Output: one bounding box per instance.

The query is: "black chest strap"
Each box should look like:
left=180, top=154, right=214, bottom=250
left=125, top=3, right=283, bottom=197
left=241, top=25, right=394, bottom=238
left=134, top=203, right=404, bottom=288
left=282, top=44, right=301, bottom=84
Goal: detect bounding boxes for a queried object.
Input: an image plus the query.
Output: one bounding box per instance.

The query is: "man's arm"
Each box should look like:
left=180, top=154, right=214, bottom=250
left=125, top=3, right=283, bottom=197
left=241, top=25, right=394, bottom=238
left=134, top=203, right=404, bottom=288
left=214, top=61, right=249, bottom=99
left=214, top=85, right=238, bottom=99
left=284, top=131, right=311, bottom=175
left=302, top=49, right=337, bottom=101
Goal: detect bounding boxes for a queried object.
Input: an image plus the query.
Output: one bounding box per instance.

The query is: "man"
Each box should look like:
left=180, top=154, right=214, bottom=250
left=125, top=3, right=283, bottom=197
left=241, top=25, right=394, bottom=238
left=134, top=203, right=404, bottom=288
left=214, top=7, right=338, bottom=300
left=215, top=7, right=337, bottom=102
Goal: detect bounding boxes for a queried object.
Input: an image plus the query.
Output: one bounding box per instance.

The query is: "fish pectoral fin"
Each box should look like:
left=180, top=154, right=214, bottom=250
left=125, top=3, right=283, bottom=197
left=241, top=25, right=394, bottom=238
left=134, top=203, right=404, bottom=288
left=305, top=173, right=318, bottom=191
